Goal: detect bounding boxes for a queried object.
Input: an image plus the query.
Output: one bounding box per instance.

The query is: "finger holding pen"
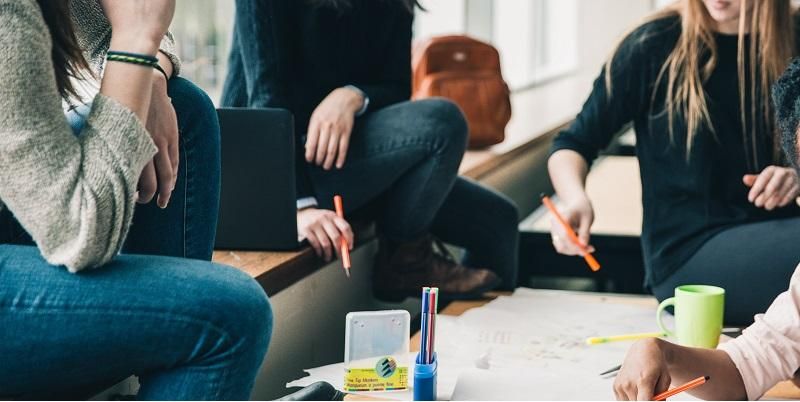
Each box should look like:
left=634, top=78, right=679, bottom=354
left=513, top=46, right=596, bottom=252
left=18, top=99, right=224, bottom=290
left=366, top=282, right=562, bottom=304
left=542, top=194, right=601, bottom=271
left=334, top=195, right=352, bottom=277
left=546, top=195, right=596, bottom=256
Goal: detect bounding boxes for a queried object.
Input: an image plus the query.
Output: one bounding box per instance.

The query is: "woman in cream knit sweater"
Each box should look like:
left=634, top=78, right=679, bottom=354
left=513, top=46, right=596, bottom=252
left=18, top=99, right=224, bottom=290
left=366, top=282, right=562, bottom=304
left=0, top=0, right=271, bottom=399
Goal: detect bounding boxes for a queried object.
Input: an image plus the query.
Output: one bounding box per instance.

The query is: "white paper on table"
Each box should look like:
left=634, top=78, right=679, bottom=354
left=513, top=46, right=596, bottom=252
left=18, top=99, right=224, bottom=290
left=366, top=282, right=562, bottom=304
left=287, top=289, right=680, bottom=401
left=440, top=297, right=675, bottom=376
left=451, top=367, right=699, bottom=401
left=442, top=290, right=680, bottom=400
left=452, top=367, right=615, bottom=400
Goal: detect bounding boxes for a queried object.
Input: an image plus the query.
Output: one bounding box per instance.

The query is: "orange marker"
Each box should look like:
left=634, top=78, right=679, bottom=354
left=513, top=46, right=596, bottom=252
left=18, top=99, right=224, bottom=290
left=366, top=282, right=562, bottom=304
left=653, top=376, right=709, bottom=401
left=540, top=194, right=601, bottom=271
left=333, top=195, right=351, bottom=278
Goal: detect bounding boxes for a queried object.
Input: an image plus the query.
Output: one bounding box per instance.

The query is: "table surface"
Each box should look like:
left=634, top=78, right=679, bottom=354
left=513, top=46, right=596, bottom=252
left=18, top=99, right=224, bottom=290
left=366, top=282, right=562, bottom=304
left=411, top=293, right=800, bottom=400
left=521, top=156, right=643, bottom=236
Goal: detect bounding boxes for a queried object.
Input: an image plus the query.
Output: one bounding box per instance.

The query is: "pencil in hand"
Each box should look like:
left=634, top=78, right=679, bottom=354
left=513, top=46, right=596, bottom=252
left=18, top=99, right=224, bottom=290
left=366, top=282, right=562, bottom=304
left=653, top=376, right=709, bottom=401
left=540, top=194, right=601, bottom=271
left=333, top=195, right=351, bottom=278
left=586, top=332, right=666, bottom=345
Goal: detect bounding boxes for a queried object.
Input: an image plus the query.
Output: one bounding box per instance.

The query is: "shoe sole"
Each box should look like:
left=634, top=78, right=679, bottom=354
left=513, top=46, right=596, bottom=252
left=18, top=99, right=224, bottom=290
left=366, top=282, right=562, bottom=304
left=374, top=276, right=503, bottom=303
left=436, top=276, right=503, bottom=301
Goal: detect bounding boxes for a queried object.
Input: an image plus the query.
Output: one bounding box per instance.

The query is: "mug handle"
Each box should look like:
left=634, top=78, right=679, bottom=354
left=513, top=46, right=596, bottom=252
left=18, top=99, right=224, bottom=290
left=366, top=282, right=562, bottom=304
left=657, top=297, right=676, bottom=338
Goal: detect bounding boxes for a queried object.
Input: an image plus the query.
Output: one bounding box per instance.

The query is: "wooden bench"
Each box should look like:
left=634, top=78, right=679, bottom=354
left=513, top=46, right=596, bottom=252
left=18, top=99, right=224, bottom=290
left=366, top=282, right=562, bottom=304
left=211, top=125, right=577, bottom=298
left=519, top=156, right=646, bottom=293
left=211, top=127, right=568, bottom=296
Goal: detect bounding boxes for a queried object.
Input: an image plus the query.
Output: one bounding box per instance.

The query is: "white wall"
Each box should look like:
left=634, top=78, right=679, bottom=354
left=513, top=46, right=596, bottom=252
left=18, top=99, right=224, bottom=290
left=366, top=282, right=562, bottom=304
left=414, top=0, right=655, bottom=89
left=576, top=0, right=654, bottom=77
left=414, top=0, right=467, bottom=38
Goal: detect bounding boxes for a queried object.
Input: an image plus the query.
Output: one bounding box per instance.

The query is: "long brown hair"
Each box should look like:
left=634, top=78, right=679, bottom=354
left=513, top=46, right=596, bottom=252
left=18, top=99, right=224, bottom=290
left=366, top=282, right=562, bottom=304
left=36, top=0, right=89, bottom=99
left=607, top=0, right=796, bottom=168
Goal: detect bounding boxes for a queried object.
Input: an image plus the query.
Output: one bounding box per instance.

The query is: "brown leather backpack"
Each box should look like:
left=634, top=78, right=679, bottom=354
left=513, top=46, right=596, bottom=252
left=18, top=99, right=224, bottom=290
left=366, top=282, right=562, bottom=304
left=412, top=35, right=512, bottom=149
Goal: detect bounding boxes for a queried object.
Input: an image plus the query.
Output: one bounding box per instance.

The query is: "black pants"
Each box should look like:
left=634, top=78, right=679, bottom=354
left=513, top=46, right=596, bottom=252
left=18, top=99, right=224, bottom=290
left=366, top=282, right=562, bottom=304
left=653, top=217, right=800, bottom=326
left=309, top=99, right=520, bottom=290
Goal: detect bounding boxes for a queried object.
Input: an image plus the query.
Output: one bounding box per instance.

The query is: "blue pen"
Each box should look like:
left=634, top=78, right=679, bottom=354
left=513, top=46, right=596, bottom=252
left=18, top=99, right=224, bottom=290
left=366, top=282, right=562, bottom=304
left=420, top=287, right=430, bottom=362
left=415, top=287, right=438, bottom=401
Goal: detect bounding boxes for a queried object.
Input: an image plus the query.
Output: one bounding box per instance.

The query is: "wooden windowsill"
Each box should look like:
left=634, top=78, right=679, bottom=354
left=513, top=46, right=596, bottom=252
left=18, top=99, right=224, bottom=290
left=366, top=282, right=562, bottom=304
left=213, top=222, right=375, bottom=296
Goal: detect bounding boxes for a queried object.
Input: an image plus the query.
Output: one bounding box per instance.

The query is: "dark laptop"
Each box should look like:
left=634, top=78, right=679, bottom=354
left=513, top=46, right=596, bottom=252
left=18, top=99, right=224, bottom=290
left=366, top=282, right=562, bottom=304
left=215, top=108, right=300, bottom=250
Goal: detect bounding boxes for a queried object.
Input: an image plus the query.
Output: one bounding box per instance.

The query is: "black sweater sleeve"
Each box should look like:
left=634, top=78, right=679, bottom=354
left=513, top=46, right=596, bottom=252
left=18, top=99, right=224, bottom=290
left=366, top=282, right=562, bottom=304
left=233, top=0, right=290, bottom=109
left=233, top=0, right=319, bottom=199
left=551, top=22, right=665, bottom=164
left=352, top=10, right=413, bottom=111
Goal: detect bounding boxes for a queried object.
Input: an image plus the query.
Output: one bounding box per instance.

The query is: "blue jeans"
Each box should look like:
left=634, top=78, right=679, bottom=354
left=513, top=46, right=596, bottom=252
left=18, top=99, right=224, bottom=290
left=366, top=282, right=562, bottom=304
left=0, top=245, right=272, bottom=400
left=310, top=99, right=520, bottom=289
left=66, top=77, right=222, bottom=261
left=0, top=78, right=269, bottom=399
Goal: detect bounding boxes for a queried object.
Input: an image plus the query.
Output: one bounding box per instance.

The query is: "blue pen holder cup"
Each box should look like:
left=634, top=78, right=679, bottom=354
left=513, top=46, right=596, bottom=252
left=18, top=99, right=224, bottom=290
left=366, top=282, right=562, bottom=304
left=413, top=352, right=437, bottom=401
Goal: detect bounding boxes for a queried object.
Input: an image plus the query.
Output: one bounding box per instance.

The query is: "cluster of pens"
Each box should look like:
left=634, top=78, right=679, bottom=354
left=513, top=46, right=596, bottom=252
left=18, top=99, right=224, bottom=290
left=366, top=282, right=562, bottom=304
left=419, top=287, right=439, bottom=363
left=414, top=287, right=439, bottom=401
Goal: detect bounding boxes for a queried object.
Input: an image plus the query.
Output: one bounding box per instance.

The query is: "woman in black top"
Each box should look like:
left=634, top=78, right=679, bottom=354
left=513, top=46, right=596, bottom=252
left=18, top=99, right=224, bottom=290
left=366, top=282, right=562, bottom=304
left=221, top=0, right=520, bottom=299
left=549, top=0, right=800, bottom=325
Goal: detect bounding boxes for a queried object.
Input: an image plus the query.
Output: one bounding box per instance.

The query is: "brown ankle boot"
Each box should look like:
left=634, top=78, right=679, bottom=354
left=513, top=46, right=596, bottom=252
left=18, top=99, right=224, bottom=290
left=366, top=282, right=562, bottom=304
left=373, top=235, right=501, bottom=301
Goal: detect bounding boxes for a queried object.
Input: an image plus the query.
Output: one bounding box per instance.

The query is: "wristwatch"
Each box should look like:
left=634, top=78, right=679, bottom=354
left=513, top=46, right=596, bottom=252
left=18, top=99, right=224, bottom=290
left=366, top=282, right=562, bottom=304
left=345, top=85, right=369, bottom=117
left=296, top=197, right=318, bottom=211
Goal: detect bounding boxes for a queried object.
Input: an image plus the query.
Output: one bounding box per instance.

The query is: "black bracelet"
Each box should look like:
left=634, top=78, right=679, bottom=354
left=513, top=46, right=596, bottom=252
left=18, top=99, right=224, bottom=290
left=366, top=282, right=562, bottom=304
left=106, top=50, right=159, bottom=69
left=154, top=63, right=170, bottom=81
left=107, top=50, right=158, bottom=63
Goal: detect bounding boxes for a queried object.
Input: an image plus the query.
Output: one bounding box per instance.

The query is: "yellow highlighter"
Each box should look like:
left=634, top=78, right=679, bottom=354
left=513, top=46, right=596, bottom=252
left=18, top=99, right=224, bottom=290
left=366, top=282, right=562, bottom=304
left=586, top=331, right=666, bottom=345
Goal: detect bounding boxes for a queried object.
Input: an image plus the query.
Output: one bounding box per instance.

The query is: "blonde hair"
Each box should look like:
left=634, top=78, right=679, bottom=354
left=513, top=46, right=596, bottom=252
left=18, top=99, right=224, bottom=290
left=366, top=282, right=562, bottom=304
left=606, top=0, right=795, bottom=168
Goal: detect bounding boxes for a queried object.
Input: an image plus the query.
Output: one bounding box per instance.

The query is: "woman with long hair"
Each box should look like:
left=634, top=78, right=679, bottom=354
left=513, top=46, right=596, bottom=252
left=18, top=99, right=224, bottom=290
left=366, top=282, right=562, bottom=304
left=0, top=0, right=270, bottom=399
left=222, top=0, right=520, bottom=299
left=548, top=0, right=800, bottom=325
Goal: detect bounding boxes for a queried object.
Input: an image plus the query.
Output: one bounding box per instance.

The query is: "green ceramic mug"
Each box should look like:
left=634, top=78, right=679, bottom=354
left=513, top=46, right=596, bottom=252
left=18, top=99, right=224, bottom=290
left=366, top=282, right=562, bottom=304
left=657, top=285, right=725, bottom=348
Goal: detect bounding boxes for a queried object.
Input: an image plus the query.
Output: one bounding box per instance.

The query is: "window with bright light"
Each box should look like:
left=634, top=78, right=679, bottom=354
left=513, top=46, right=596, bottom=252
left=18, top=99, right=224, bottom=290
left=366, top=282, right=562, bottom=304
left=169, top=0, right=234, bottom=102
left=493, top=0, right=578, bottom=90
left=414, top=0, right=579, bottom=91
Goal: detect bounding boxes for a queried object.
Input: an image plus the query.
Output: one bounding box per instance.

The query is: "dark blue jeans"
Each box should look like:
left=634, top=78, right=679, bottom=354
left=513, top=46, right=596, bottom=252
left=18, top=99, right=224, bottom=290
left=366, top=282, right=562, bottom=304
left=310, top=99, right=520, bottom=289
left=66, top=77, right=222, bottom=261
left=0, top=245, right=272, bottom=400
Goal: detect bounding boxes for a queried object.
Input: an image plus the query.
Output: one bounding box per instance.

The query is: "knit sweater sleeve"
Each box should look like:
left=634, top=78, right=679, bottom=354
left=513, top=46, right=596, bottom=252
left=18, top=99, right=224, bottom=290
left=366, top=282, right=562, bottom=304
left=0, top=0, right=157, bottom=272
left=68, top=0, right=181, bottom=75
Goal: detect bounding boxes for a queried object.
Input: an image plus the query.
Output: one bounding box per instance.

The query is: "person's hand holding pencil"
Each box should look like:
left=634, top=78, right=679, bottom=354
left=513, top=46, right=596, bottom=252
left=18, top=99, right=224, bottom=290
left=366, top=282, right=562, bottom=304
left=334, top=195, right=352, bottom=278
left=541, top=194, right=600, bottom=271
left=613, top=338, right=737, bottom=401
left=613, top=339, right=674, bottom=400
left=297, top=207, right=353, bottom=263
left=544, top=193, right=595, bottom=255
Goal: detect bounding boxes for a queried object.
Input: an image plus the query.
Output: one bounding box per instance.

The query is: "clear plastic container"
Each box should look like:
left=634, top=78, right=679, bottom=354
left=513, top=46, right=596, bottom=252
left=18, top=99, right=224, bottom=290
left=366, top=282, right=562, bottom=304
left=344, top=310, right=410, bottom=392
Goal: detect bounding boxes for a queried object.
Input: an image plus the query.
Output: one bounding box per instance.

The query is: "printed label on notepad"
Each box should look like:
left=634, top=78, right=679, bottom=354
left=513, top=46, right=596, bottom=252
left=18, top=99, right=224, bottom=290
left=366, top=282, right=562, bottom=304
left=344, top=364, right=408, bottom=392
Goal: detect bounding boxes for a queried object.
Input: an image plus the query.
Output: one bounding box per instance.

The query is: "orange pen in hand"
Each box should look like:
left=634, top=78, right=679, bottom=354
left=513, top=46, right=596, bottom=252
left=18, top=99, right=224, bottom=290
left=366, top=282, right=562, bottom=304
left=653, top=376, right=709, bottom=401
left=333, top=195, right=351, bottom=278
left=540, top=194, right=601, bottom=272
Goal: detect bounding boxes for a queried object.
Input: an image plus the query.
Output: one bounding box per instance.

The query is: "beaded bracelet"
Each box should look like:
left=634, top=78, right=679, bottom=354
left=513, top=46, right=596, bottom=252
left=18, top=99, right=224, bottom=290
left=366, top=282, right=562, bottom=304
left=106, top=50, right=159, bottom=69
